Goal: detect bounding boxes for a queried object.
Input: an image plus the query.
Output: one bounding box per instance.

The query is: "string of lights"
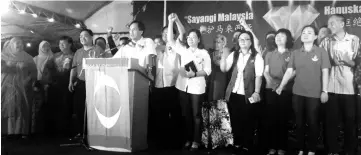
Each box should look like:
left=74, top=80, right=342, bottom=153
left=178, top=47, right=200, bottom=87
left=2, top=0, right=85, bottom=29
left=1, top=0, right=87, bottom=47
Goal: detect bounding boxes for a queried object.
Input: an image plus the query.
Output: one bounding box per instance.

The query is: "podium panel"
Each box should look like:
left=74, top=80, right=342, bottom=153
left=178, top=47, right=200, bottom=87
left=84, top=58, right=150, bottom=152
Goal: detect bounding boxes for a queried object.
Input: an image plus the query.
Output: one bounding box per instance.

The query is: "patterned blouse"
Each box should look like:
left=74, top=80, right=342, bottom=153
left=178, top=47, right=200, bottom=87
left=45, top=52, right=74, bottom=85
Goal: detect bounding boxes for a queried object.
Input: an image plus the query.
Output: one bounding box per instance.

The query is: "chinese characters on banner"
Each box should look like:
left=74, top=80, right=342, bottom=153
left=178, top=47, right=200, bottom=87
left=209, top=24, right=253, bottom=34
left=345, top=17, right=361, bottom=27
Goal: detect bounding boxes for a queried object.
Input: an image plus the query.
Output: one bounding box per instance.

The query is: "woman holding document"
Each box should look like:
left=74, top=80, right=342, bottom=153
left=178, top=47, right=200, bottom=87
left=167, top=13, right=211, bottom=151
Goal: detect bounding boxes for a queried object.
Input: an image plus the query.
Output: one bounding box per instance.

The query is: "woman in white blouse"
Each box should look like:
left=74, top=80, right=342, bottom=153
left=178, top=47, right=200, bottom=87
left=167, top=13, right=212, bottom=151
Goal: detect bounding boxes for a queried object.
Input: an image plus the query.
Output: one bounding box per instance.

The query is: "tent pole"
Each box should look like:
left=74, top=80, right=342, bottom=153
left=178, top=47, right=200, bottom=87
left=163, top=0, right=166, bottom=27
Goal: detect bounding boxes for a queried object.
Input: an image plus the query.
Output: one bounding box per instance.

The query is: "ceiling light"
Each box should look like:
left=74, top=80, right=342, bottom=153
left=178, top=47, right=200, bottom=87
left=75, top=23, right=81, bottom=28
left=30, top=30, right=34, bottom=33
left=26, top=43, right=31, bottom=47
left=32, top=13, right=38, bottom=18
left=65, top=8, right=73, bottom=13
left=19, top=10, right=25, bottom=14
left=47, top=18, right=54, bottom=22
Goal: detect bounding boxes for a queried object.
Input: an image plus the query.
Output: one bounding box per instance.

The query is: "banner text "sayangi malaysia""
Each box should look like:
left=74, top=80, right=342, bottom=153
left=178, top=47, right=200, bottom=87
left=186, top=12, right=254, bottom=24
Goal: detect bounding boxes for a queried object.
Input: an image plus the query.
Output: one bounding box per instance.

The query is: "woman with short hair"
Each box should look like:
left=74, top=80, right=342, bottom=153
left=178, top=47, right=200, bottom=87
left=44, top=36, right=75, bottom=137
left=263, top=28, right=294, bottom=155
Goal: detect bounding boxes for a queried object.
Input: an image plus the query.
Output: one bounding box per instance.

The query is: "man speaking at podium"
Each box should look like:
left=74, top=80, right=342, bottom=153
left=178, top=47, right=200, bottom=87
left=113, top=21, right=157, bottom=74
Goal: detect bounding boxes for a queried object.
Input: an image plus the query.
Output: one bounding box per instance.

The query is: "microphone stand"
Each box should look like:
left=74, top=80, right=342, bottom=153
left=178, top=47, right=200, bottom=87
left=60, top=97, right=95, bottom=151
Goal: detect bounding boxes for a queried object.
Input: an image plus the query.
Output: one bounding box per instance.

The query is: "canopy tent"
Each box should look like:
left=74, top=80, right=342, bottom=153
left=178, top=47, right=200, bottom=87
left=1, top=0, right=133, bottom=55
left=85, top=1, right=133, bottom=33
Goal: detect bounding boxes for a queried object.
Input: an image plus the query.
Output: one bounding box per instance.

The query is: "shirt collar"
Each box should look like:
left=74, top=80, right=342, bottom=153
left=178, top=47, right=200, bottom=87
left=136, top=37, right=144, bottom=43
left=332, top=32, right=351, bottom=42
left=273, top=48, right=290, bottom=54
left=83, top=45, right=96, bottom=52
left=188, top=47, right=200, bottom=53
left=301, top=45, right=316, bottom=53
left=239, top=49, right=251, bottom=55
left=127, top=37, right=144, bottom=47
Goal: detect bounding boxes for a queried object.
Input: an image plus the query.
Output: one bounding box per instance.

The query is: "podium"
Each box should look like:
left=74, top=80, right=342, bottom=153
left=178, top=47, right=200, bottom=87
left=83, top=58, right=152, bottom=152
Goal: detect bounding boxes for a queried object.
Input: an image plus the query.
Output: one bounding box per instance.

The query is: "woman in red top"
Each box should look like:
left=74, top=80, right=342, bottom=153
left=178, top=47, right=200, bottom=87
left=276, top=25, right=331, bottom=155
left=263, top=28, right=294, bottom=155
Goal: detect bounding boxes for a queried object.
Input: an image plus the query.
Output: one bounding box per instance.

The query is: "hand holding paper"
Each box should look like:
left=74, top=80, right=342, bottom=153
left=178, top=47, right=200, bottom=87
left=185, top=67, right=196, bottom=78
left=185, top=61, right=198, bottom=72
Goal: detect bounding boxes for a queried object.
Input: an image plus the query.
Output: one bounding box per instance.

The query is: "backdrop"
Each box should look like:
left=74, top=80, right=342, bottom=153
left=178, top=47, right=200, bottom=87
left=136, top=1, right=361, bottom=49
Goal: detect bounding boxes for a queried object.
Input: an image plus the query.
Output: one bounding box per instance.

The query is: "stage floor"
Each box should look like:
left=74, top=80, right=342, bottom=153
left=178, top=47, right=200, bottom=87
left=1, top=135, right=360, bottom=155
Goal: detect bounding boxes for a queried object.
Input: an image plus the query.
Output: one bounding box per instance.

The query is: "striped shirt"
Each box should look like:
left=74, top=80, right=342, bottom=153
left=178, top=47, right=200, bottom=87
left=320, top=33, right=360, bottom=95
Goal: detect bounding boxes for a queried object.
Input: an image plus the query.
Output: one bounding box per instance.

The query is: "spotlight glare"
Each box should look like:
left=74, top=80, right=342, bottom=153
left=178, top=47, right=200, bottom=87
left=19, top=10, right=25, bottom=14
left=246, top=0, right=253, bottom=12
left=32, top=13, right=38, bottom=18
left=26, top=43, right=31, bottom=47
left=267, top=0, right=273, bottom=9
left=332, top=0, right=337, bottom=7
left=246, top=0, right=252, bottom=7
left=289, top=0, right=294, bottom=6
left=0, top=0, right=10, bottom=16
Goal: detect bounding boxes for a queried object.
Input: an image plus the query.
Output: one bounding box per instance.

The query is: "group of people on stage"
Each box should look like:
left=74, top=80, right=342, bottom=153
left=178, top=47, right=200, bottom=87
left=1, top=11, right=360, bottom=155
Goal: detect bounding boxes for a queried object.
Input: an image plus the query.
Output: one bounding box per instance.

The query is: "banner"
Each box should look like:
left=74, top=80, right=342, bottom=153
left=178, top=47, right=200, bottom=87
left=84, top=59, right=131, bottom=152
left=167, top=1, right=361, bottom=49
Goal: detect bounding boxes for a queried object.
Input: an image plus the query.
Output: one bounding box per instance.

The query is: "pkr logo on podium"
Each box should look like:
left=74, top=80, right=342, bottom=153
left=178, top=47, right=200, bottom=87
left=93, top=72, right=122, bottom=129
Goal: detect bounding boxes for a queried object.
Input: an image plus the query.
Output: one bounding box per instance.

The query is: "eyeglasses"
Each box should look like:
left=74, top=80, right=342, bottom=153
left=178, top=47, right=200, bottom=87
left=187, top=36, right=198, bottom=40
left=238, top=38, right=250, bottom=42
left=215, top=40, right=223, bottom=44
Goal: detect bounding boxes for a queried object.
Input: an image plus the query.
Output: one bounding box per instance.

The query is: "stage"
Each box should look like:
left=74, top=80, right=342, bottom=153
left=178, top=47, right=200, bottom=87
left=2, top=134, right=360, bottom=155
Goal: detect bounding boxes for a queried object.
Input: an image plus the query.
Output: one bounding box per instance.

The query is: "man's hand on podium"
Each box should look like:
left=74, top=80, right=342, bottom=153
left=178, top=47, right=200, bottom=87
left=146, top=65, right=155, bottom=93
left=146, top=65, right=155, bottom=81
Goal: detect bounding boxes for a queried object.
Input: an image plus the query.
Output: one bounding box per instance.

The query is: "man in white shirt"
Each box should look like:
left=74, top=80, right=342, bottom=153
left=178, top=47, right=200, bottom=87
left=320, top=14, right=360, bottom=155
left=113, top=21, right=157, bottom=71
left=149, top=18, right=185, bottom=148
